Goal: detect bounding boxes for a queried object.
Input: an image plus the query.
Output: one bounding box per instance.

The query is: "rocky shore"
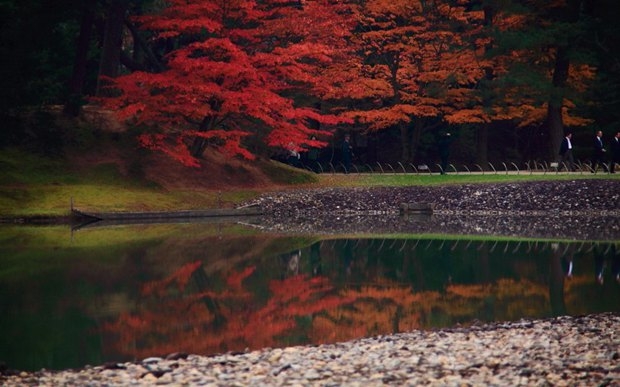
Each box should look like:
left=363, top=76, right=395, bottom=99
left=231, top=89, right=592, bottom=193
left=2, top=313, right=619, bottom=386
left=248, top=179, right=620, bottom=240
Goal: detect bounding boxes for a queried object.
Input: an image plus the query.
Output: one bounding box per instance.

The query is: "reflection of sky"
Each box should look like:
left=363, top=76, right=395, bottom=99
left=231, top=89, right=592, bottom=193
left=1, top=226, right=619, bottom=372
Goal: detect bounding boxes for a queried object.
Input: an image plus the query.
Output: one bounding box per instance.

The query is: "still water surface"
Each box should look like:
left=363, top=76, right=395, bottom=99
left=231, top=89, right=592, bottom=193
left=1, top=223, right=619, bottom=372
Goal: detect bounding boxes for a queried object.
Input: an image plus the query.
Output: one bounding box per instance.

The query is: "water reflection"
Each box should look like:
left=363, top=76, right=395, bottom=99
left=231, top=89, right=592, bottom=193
left=1, top=224, right=619, bottom=372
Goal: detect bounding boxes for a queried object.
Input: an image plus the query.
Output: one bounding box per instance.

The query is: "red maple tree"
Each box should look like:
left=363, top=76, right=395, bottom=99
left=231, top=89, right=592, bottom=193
left=97, top=0, right=353, bottom=166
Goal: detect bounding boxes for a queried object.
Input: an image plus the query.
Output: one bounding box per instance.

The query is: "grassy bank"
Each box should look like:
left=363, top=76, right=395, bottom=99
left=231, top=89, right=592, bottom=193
left=0, top=148, right=262, bottom=217
left=316, top=172, right=615, bottom=187
left=0, top=148, right=617, bottom=217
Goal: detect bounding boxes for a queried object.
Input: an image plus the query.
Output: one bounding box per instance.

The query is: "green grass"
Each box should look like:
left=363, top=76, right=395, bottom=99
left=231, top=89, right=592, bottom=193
left=0, top=184, right=264, bottom=216
left=0, top=148, right=79, bottom=185
left=1, top=147, right=618, bottom=217
left=261, top=160, right=319, bottom=184
left=0, top=148, right=259, bottom=216
left=316, top=171, right=618, bottom=187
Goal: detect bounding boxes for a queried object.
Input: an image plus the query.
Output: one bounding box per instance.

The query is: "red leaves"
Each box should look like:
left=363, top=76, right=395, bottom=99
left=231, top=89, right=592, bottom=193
left=136, top=128, right=256, bottom=168
left=141, top=261, right=203, bottom=296
left=226, top=266, right=256, bottom=289
left=95, top=0, right=591, bottom=163
left=97, top=0, right=355, bottom=165
left=137, top=134, right=202, bottom=167
left=101, top=260, right=358, bottom=359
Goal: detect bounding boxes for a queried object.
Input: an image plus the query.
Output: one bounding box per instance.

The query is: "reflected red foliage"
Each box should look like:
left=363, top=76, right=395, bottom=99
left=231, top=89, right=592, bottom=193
left=101, top=263, right=356, bottom=358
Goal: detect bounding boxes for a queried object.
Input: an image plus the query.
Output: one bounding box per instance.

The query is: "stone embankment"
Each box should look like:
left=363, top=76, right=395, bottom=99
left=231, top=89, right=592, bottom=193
left=248, top=179, right=620, bottom=240
left=2, top=313, right=619, bottom=386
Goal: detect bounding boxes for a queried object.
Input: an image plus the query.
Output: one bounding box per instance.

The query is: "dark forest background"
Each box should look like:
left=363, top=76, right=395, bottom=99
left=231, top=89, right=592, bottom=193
left=1, top=0, right=619, bottom=169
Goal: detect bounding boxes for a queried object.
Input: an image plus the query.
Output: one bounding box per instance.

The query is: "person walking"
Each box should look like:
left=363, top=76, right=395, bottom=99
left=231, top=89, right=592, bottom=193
left=559, top=131, right=575, bottom=171
left=287, top=142, right=301, bottom=167
left=341, top=134, right=353, bottom=173
left=306, top=135, right=320, bottom=173
left=610, top=130, right=620, bottom=174
left=592, top=130, right=608, bottom=173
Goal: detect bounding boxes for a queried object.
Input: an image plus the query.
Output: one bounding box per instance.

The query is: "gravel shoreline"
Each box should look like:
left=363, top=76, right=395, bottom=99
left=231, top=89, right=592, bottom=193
left=2, top=313, right=618, bottom=386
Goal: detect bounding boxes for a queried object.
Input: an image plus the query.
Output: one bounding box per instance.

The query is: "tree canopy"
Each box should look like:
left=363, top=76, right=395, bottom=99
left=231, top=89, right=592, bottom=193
left=2, top=0, right=619, bottom=166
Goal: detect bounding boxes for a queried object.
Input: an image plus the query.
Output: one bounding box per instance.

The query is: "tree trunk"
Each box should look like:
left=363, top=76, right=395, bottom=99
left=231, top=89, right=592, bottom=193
left=399, top=122, right=410, bottom=162
left=549, top=245, right=567, bottom=316
left=190, top=105, right=221, bottom=158
left=476, top=124, right=488, bottom=169
left=191, top=264, right=226, bottom=327
left=125, top=20, right=164, bottom=72
left=96, top=0, right=128, bottom=96
left=190, top=137, right=209, bottom=158
left=409, top=120, right=421, bottom=164
left=475, top=5, right=494, bottom=169
left=63, top=0, right=96, bottom=116
left=547, top=46, right=570, bottom=161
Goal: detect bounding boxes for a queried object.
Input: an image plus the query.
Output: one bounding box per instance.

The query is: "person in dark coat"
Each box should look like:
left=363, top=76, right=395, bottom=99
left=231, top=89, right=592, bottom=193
left=610, top=130, right=620, bottom=174
left=438, top=132, right=453, bottom=174
left=558, top=131, right=575, bottom=171
left=592, top=130, right=608, bottom=173
left=306, top=135, right=320, bottom=173
left=287, top=142, right=301, bottom=167
left=341, top=134, right=353, bottom=173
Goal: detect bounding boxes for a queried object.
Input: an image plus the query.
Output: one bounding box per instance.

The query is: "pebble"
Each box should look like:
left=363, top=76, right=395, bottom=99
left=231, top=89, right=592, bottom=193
left=245, top=180, right=620, bottom=240
left=2, top=313, right=619, bottom=386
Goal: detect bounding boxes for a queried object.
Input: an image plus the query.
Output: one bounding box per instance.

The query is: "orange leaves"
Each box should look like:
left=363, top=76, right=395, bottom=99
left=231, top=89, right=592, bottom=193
left=142, top=261, right=203, bottom=296
left=267, top=275, right=332, bottom=306
left=136, top=126, right=258, bottom=167
left=313, top=285, right=441, bottom=340
left=265, top=109, right=346, bottom=150
left=226, top=266, right=256, bottom=289
left=341, top=0, right=497, bottom=135
left=102, top=260, right=362, bottom=359
left=445, top=283, right=490, bottom=298
left=345, top=104, right=439, bottom=130
left=444, top=109, right=490, bottom=125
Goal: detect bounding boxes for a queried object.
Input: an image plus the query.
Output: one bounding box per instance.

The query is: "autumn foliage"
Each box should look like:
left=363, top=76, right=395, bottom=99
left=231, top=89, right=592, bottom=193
left=98, top=0, right=354, bottom=166
left=95, top=0, right=597, bottom=166
left=102, top=263, right=358, bottom=358
left=100, top=257, right=552, bottom=360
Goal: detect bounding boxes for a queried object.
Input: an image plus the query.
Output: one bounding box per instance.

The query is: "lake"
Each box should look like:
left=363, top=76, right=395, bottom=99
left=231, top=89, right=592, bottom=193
left=1, top=222, right=619, bottom=372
